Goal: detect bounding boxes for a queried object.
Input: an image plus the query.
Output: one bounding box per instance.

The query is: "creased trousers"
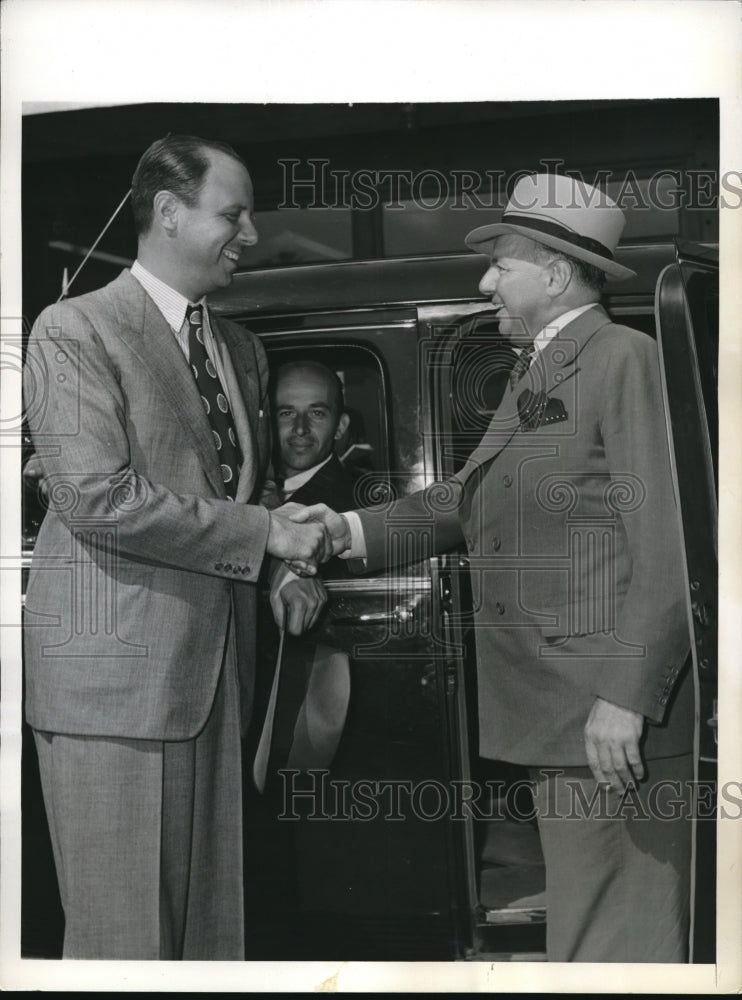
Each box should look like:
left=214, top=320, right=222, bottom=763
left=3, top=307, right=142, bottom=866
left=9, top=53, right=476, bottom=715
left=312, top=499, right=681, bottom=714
left=33, top=651, right=244, bottom=960
left=529, top=753, right=693, bottom=963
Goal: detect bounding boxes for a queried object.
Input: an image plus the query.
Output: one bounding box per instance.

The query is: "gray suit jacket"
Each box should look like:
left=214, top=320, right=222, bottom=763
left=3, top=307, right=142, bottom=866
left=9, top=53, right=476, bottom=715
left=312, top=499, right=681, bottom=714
left=357, top=306, right=694, bottom=764
left=24, top=269, right=277, bottom=740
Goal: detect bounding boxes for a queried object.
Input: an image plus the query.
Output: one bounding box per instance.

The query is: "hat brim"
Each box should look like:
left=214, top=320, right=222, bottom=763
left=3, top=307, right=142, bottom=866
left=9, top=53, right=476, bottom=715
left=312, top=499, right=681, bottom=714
left=465, top=222, right=637, bottom=281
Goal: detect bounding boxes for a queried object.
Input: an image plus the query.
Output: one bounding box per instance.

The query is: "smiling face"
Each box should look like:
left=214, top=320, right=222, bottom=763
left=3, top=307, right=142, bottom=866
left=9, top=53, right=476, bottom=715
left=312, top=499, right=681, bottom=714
left=275, top=366, right=350, bottom=478
left=478, top=235, right=554, bottom=343
left=171, top=149, right=258, bottom=301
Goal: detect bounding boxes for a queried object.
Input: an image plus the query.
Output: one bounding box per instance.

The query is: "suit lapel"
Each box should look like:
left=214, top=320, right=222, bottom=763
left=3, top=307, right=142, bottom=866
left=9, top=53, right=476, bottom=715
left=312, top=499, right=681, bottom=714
left=455, top=305, right=613, bottom=485
left=289, top=456, right=339, bottom=506
left=110, top=271, right=226, bottom=497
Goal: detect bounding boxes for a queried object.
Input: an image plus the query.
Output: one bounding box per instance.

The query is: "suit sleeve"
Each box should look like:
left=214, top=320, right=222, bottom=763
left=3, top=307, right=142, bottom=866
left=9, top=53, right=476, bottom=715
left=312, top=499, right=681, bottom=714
left=25, top=302, right=271, bottom=582
left=592, top=331, right=691, bottom=722
left=355, top=481, right=465, bottom=573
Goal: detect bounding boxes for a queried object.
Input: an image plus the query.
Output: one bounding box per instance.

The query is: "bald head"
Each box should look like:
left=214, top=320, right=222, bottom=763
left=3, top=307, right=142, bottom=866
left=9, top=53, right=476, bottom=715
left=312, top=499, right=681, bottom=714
left=276, top=361, right=345, bottom=413
left=273, top=361, right=350, bottom=478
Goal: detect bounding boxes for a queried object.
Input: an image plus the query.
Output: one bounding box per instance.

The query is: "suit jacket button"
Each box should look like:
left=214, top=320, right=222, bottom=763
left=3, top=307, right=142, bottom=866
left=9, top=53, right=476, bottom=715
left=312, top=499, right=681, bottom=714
left=223, top=563, right=232, bottom=572
left=492, top=536, right=501, bottom=551
left=503, top=474, right=513, bottom=487
left=215, top=562, right=223, bottom=571
left=242, top=566, right=250, bottom=574
left=659, top=695, right=668, bottom=705
left=496, top=602, right=505, bottom=615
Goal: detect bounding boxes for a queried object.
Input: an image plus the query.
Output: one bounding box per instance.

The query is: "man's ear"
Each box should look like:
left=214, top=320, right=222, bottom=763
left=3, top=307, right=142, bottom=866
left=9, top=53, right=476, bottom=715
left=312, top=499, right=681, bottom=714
left=334, top=412, right=351, bottom=439
left=545, top=258, right=573, bottom=296
left=152, top=190, right=180, bottom=234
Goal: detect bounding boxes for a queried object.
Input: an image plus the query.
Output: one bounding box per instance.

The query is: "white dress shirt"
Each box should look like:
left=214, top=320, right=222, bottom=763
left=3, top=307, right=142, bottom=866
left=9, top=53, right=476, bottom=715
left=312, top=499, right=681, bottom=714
left=282, top=455, right=334, bottom=500
left=520, top=302, right=596, bottom=359
left=130, top=260, right=233, bottom=406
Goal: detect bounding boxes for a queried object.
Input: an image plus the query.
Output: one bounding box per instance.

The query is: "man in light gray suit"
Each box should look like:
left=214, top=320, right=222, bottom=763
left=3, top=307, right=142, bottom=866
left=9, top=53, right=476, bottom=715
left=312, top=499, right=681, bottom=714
left=291, top=174, right=695, bottom=962
left=23, top=135, right=328, bottom=959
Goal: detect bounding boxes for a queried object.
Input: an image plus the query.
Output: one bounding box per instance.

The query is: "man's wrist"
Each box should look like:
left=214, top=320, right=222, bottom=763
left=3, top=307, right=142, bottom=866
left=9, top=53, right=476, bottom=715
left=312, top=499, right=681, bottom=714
left=339, top=514, right=352, bottom=554
left=338, top=510, right=367, bottom=560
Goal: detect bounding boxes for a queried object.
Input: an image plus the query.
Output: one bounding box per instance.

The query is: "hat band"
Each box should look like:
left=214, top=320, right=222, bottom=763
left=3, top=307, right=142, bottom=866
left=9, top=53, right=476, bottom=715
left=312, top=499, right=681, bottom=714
left=502, top=213, right=614, bottom=261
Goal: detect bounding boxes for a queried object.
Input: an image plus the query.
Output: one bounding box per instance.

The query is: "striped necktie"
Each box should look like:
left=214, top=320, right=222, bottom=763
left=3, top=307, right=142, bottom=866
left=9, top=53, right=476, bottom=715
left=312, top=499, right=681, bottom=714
left=509, top=342, right=535, bottom=388
left=186, top=304, right=242, bottom=500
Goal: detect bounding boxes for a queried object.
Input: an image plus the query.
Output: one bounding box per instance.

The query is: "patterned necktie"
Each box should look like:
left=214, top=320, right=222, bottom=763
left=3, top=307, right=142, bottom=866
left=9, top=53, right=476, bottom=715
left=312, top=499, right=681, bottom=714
left=509, top=342, right=535, bottom=388
left=186, top=304, right=242, bottom=500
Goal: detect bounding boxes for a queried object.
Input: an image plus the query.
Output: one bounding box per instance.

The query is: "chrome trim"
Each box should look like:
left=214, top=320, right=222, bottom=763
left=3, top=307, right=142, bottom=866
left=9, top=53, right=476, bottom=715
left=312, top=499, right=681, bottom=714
left=323, top=577, right=431, bottom=594
left=229, top=243, right=688, bottom=280
left=261, top=320, right=417, bottom=335
left=483, top=907, right=546, bottom=925
left=418, top=302, right=493, bottom=323
left=332, top=595, right=422, bottom=626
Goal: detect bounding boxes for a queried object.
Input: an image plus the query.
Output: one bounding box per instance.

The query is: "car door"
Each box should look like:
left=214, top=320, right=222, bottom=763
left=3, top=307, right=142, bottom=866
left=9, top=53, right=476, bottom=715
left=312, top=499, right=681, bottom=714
left=654, top=241, right=718, bottom=963
left=424, top=303, right=549, bottom=960
left=236, top=305, right=475, bottom=960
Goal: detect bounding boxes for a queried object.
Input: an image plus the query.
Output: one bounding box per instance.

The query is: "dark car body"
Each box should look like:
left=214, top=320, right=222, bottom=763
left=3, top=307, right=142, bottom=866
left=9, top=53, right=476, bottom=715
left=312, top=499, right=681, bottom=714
left=218, top=241, right=718, bottom=961
left=21, top=241, right=718, bottom=961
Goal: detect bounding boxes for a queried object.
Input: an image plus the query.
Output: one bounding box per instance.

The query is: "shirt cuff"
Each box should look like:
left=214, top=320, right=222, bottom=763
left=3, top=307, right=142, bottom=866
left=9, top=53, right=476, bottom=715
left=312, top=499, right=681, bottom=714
left=339, top=510, right=367, bottom=559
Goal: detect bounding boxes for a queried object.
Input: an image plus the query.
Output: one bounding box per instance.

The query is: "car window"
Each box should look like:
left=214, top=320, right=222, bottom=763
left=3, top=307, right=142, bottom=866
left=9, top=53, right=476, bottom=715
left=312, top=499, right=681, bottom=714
left=382, top=196, right=500, bottom=258
left=240, top=206, right=354, bottom=269
left=382, top=173, right=682, bottom=259
left=265, top=342, right=389, bottom=490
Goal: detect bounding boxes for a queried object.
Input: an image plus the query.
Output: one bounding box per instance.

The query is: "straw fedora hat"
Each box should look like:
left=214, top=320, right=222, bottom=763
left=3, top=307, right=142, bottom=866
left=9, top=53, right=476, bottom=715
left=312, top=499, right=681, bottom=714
left=465, top=173, right=637, bottom=281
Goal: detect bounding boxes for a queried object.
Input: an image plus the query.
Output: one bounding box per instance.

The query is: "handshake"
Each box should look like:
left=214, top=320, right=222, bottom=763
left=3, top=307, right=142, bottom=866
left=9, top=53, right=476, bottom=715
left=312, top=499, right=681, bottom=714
left=266, top=502, right=353, bottom=576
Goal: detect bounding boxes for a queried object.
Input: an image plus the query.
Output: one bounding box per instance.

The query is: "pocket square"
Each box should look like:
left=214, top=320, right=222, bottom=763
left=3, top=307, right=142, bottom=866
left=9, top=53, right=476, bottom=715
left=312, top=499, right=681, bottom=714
left=517, top=390, right=568, bottom=431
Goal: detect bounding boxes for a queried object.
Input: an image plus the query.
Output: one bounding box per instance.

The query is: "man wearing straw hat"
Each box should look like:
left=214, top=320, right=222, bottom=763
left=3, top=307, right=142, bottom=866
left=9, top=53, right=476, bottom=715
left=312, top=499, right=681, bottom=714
left=292, top=173, right=695, bottom=962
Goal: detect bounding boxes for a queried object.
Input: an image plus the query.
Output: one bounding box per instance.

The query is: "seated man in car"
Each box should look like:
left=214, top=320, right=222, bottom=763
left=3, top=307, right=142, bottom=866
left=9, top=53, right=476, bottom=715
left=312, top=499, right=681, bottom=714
left=258, top=359, right=358, bottom=778
left=273, top=359, right=358, bottom=511
left=270, top=360, right=360, bottom=607
left=247, top=361, right=358, bottom=925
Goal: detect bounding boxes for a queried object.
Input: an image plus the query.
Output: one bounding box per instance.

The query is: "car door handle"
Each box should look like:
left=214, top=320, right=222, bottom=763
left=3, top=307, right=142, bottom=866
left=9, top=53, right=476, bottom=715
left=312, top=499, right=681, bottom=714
left=332, top=598, right=420, bottom=626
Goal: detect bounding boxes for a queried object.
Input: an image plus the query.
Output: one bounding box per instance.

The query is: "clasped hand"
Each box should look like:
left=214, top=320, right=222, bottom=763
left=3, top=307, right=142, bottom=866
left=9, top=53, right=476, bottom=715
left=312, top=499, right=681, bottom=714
left=266, top=502, right=351, bottom=577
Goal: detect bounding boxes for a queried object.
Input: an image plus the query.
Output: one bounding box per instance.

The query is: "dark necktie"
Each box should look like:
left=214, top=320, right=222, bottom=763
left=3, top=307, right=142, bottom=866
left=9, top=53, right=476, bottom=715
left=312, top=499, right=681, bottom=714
left=186, top=304, right=242, bottom=500
left=509, top=342, right=535, bottom=388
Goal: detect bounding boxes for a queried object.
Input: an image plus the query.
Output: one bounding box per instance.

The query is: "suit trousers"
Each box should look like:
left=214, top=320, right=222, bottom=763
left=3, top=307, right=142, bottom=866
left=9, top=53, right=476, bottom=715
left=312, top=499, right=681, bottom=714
left=33, top=645, right=244, bottom=960
left=529, top=753, right=693, bottom=962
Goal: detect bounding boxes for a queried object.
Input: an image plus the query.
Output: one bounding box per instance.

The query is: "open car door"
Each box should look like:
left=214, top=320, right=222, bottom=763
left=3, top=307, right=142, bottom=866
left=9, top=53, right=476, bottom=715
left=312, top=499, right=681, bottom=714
left=654, top=240, right=718, bottom=963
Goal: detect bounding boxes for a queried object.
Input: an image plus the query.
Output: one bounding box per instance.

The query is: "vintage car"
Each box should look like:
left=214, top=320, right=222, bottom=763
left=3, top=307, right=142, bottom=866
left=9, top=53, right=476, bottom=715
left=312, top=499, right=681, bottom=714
left=21, top=239, right=718, bottom=962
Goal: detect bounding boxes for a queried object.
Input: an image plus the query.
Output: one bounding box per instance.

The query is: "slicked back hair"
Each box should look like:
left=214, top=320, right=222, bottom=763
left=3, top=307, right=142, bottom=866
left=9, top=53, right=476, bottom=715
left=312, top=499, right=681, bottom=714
left=131, top=134, right=249, bottom=235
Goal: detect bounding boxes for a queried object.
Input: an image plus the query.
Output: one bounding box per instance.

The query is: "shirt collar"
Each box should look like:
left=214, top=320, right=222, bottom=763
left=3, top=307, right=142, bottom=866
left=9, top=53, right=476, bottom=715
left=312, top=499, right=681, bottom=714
left=131, top=260, right=207, bottom=332
left=531, top=303, right=597, bottom=355
left=283, top=454, right=334, bottom=495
